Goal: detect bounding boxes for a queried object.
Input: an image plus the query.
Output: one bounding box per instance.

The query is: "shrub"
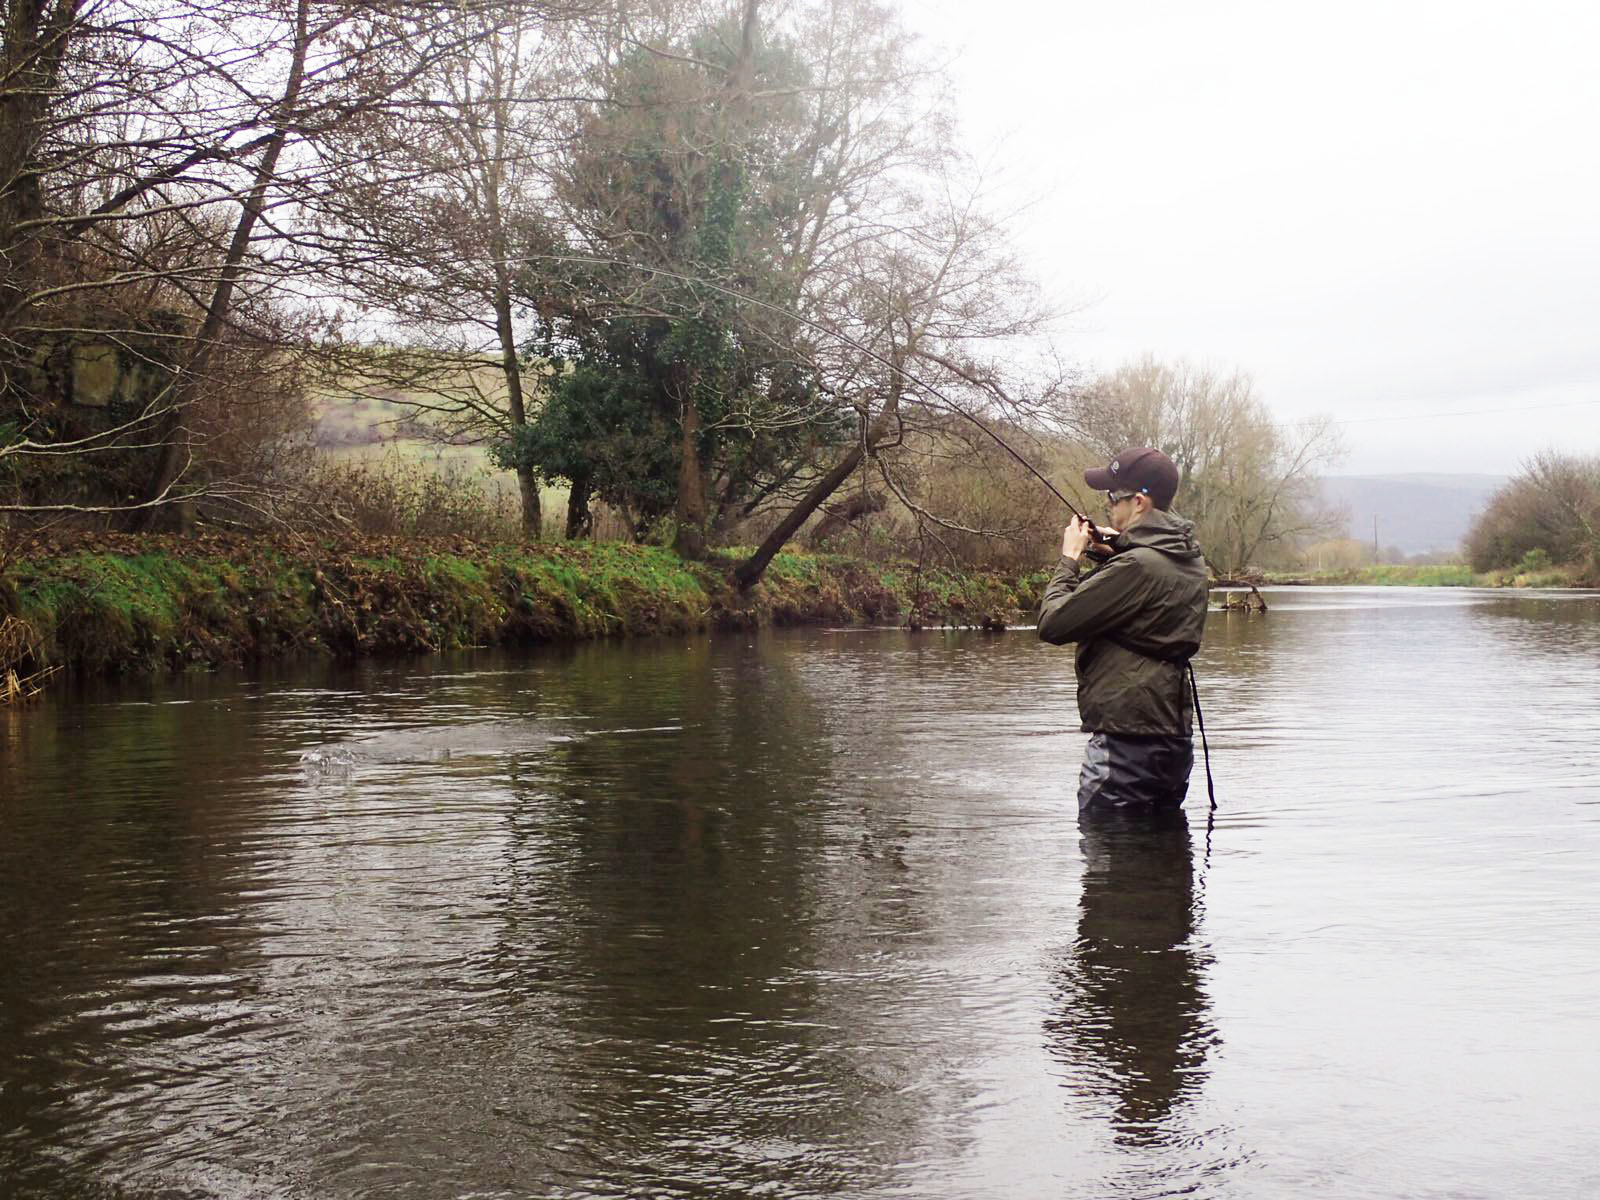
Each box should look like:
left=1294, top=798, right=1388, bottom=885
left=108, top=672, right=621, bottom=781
left=1465, top=452, right=1600, bottom=578
left=284, top=453, right=524, bottom=541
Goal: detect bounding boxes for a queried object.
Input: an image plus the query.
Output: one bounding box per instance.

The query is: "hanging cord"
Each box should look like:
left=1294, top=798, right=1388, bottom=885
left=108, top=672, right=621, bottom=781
left=1186, top=660, right=1216, bottom=814
left=1186, top=659, right=1217, bottom=871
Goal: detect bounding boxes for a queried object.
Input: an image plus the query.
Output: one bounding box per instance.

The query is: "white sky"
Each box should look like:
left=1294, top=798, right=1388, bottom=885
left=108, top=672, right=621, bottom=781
left=903, top=0, right=1600, bottom=475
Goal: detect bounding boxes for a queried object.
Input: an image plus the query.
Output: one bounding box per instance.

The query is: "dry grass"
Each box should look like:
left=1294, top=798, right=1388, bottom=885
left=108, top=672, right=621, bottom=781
left=286, top=454, right=528, bottom=541
left=0, top=614, right=52, bottom=705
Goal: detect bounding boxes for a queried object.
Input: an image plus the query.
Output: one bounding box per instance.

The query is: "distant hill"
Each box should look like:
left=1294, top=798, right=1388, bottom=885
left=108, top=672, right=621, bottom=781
left=1317, top=473, right=1507, bottom=556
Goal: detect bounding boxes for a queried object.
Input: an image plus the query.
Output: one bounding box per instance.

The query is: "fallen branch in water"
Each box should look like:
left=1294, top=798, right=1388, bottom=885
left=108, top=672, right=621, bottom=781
left=1212, top=584, right=1268, bottom=612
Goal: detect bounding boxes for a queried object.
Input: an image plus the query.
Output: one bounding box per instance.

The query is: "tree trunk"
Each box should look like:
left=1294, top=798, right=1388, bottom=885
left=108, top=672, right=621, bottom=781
left=495, top=286, right=541, bottom=540
left=733, top=442, right=864, bottom=589
left=669, top=0, right=757, bottom=562
left=483, top=76, right=539, bottom=541
left=0, top=0, right=77, bottom=302
left=129, top=0, right=310, bottom=529
left=514, top=468, right=541, bottom=537
left=733, top=360, right=903, bottom=590
left=564, top=469, right=593, bottom=539
left=671, top=365, right=708, bottom=558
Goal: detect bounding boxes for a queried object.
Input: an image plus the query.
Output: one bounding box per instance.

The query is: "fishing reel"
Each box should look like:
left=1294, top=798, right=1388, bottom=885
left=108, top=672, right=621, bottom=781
left=1071, top=513, right=1119, bottom=560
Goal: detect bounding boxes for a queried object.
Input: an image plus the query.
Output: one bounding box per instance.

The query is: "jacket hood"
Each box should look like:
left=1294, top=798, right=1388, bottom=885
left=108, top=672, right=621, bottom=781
left=1115, top=508, right=1204, bottom=560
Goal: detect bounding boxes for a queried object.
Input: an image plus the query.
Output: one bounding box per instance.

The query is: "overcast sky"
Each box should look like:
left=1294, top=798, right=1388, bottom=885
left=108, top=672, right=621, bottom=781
left=902, top=0, right=1600, bottom=476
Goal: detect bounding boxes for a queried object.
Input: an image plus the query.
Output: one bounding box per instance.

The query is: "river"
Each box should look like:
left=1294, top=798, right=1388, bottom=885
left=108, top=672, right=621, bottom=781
left=3, top=587, right=1598, bottom=1199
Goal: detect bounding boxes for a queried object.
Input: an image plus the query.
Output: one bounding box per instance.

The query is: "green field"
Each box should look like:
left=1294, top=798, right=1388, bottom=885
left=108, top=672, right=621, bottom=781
left=1270, top=562, right=1587, bottom=588
left=310, top=366, right=575, bottom=521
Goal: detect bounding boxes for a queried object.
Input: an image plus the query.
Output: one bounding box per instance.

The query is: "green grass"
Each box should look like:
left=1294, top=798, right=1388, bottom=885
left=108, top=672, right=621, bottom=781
left=1349, top=564, right=1477, bottom=586
left=11, top=552, right=292, bottom=673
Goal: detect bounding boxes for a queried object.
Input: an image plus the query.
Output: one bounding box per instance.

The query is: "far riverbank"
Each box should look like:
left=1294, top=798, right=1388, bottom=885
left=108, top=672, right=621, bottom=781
left=0, top=534, right=1044, bottom=684
left=4, top=535, right=1588, bottom=689
left=1235, top=562, right=1592, bottom=588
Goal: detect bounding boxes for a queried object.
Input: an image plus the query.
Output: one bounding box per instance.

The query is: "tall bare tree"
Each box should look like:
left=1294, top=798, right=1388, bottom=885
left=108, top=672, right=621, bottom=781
left=1072, top=356, right=1344, bottom=575
left=311, top=1, right=610, bottom=538
left=732, top=169, right=1069, bottom=586
left=3, top=0, right=320, bottom=519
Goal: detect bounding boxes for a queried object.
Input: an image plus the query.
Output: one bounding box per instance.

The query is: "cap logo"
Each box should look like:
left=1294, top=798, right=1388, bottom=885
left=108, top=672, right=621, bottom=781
left=1110, top=460, right=1120, bottom=474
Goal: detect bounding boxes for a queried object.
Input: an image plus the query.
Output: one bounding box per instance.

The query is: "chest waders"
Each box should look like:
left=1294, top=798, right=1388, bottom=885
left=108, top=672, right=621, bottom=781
left=1100, top=634, right=1217, bottom=814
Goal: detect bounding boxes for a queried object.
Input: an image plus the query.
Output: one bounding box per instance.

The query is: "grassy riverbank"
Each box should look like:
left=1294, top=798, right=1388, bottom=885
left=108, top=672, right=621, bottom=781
left=1261, top=563, right=1591, bottom=587
left=0, top=534, right=1043, bottom=680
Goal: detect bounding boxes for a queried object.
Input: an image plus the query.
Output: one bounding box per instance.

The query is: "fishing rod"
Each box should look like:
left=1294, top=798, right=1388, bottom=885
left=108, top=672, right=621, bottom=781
left=515, top=252, right=1111, bottom=541
left=524, top=253, right=1213, bottom=820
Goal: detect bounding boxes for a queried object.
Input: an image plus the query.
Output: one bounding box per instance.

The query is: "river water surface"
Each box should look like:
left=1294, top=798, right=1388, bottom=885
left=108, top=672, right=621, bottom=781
left=3, top=587, right=1599, bottom=1199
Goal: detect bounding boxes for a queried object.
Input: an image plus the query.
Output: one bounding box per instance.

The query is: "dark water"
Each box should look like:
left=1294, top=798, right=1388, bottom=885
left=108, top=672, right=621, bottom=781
left=3, top=587, right=1599, bottom=1199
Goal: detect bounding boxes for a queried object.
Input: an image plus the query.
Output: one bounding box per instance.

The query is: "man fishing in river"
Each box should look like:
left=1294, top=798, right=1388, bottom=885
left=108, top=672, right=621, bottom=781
left=1037, top=447, right=1210, bottom=814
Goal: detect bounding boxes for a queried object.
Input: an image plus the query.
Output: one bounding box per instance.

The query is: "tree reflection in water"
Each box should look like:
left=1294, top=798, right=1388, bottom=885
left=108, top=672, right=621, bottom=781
left=1046, top=809, right=1216, bottom=1147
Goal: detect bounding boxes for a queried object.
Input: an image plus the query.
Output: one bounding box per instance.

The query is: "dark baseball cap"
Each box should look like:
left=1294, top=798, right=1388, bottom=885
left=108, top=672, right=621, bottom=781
left=1083, top=447, right=1180, bottom=510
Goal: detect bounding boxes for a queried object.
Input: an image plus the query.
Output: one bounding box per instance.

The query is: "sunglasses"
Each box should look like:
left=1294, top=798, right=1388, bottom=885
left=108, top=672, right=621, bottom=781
left=1105, top=490, right=1142, bottom=506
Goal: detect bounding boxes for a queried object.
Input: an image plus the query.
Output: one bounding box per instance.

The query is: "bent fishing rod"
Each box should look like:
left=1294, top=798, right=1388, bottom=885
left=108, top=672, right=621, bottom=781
left=514, top=253, right=1110, bottom=541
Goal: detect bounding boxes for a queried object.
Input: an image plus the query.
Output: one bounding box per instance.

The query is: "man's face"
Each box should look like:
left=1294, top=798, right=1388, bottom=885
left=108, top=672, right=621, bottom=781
left=1105, top=490, right=1144, bottom=529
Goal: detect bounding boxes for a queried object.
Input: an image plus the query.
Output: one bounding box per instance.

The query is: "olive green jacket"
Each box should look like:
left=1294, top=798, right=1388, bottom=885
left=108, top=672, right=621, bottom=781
left=1036, top=509, right=1209, bottom=735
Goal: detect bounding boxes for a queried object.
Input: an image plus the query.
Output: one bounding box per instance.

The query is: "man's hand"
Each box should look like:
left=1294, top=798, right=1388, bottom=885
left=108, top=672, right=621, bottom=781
left=1091, top=522, right=1120, bottom=552
left=1062, top=515, right=1095, bottom=560
left=1062, top=517, right=1119, bottom=562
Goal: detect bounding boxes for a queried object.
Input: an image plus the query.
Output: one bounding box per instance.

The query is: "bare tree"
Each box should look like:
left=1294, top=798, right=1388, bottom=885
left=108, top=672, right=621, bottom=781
left=732, top=169, right=1070, bottom=586
left=310, top=1, right=610, bottom=538
left=1, top=0, right=594, bottom=528
left=1072, top=357, right=1344, bottom=576
left=3, top=0, right=323, bottom=521
left=1465, top=450, right=1600, bottom=577
left=126, top=0, right=315, bottom=526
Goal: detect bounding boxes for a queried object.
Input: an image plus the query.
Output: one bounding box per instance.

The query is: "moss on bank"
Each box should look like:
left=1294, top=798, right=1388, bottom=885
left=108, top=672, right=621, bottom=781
left=1, top=535, right=1041, bottom=679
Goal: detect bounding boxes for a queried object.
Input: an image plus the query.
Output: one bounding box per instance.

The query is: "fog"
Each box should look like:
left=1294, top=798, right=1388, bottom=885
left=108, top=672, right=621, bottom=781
left=909, top=0, right=1600, bottom=474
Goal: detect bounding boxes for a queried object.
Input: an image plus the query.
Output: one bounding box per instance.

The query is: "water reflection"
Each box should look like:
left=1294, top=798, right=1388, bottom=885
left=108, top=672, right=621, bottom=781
left=1047, top=810, right=1214, bottom=1147
left=6, top=591, right=1600, bottom=1198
